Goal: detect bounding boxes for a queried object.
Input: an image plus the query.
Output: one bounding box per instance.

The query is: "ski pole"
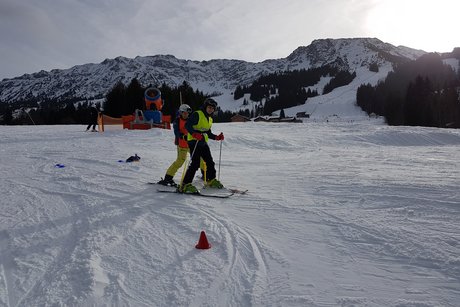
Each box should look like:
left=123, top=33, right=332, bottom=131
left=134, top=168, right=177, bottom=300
left=202, top=161, right=207, bottom=183
left=189, top=139, right=199, bottom=164
left=179, top=158, right=188, bottom=188
left=179, top=139, right=199, bottom=187
left=217, top=139, right=223, bottom=180
left=23, top=108, right=36, bottom=125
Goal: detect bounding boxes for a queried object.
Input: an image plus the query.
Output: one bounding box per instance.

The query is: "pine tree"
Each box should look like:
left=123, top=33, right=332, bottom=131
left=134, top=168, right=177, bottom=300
left=280, top=109, right=285, bottom=118
left=126, top=78, right=144, bottom=114
left=104, top=81, right=126, bottom=117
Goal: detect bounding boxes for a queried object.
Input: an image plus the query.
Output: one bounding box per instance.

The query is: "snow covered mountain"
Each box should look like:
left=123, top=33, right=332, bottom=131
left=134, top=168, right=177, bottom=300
left=0, top=38, right=425, bottom=105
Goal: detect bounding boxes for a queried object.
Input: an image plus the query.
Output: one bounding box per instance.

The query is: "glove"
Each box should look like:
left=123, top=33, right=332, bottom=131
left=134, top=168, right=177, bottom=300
left=215, top=133, right=224, bottom=141
left=192, top=133, right=203, bottom=141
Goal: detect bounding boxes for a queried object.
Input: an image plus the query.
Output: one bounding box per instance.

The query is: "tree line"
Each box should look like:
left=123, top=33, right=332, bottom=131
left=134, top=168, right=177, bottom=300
left=0, top=97, right=102, bottom=125
left=0, top=80, right=235, bottom=125
left=233, top=66, right=356, bottom=115
left=357, top=52, right=460, bottom=127
left=103, top=79, right=234, bottom=122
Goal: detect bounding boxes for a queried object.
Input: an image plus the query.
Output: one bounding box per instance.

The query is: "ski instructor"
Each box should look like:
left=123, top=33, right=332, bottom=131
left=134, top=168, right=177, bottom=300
left=180, top=98, right=225, bottom=194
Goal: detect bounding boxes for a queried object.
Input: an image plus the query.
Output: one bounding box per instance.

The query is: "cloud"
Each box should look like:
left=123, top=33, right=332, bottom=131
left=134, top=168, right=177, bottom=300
left=365, top=0, right=460, bottom=51
left=1, top=0, right=458, bottom=80
left=0, top=0, right=147, bottom=78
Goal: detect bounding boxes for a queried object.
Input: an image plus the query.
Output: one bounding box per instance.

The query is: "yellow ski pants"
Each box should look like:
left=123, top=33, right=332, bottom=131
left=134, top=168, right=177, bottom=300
left=166, top=146, right=205, bottom=178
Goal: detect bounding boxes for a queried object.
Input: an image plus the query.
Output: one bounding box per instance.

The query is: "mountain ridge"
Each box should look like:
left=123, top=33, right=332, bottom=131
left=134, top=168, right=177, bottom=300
left=0, top=38, right=427, bottom=104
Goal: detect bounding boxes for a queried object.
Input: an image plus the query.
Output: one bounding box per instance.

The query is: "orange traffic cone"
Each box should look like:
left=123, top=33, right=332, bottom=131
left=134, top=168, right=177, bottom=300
left=195, top=231, right=211, bottom=249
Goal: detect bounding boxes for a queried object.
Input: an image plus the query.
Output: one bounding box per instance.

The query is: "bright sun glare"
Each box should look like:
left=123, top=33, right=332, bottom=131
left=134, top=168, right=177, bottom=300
left=366, top=0, right=459, bottom=52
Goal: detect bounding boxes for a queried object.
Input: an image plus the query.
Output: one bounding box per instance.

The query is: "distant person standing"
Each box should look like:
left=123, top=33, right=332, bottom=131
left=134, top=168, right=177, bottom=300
left=86, top=106, right=99, bottom=132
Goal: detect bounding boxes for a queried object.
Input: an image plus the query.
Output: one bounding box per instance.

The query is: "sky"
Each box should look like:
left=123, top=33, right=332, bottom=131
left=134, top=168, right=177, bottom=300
left=0, top=0, right=459, bottom=80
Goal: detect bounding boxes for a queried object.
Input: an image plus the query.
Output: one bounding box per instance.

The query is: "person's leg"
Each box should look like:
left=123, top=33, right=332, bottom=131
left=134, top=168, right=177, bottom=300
left=181, top=142, right=202, bottom=186
left=200, top=159, right=207, bottom=181
left=200, top=145, right=216, bottom=180
left=200, top=144, right=223, bottom=188
left=166, top=146, right=188, bottom=178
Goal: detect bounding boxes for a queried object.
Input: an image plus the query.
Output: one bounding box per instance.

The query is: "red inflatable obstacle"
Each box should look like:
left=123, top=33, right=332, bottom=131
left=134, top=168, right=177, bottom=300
left=99, top=87, right=171, bottom=131
left=145, top=87, right=163, bottom=111
left=122, top=109, right=170, bottom=130
left=195, top=231, right=211, bottom=249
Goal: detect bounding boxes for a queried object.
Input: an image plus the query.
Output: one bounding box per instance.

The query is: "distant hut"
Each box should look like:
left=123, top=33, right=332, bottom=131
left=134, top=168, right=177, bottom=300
left=296, top=112, right=310, bottom=118
left=231, top=114, right=251, bottom=122
left=280, top=117, right=302, bottom=123
left=253, top=116, right=269, bottom=122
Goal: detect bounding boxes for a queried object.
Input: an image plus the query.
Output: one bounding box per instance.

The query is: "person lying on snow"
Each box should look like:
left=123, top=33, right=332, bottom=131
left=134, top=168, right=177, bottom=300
left=179, top=98, right=224, bottom=194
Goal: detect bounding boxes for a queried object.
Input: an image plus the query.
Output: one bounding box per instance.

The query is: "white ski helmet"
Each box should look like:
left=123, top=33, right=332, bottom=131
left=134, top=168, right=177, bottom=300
left=179, top=104, right=192, bottom=114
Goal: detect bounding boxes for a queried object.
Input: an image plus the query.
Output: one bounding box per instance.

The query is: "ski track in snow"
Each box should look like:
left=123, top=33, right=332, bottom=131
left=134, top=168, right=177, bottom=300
left=0, top=121, right=459, bottom=306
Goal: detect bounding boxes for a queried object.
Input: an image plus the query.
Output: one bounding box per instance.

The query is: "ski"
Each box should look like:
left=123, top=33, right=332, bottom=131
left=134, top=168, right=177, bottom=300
left=227, top=188, right=248, bottom=195
left=150, top=183, right=234, bottom=198
left=199, top=187, right=235, bottom=198
left=147, top=181, right=178, bottom=188
left=148, top=182, right=246, bottom=198
left=158, top=187, right=233, bottom=198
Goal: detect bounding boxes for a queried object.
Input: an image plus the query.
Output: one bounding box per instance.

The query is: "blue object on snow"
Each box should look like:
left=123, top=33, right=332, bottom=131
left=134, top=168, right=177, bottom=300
left=144, top=110, right=162, bottom=124
left=55, top=164, right=65, bottom=168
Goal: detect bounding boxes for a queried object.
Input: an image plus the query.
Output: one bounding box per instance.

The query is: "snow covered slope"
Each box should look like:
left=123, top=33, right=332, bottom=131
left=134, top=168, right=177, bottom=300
left=1, top=120, right=459, bottom=306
